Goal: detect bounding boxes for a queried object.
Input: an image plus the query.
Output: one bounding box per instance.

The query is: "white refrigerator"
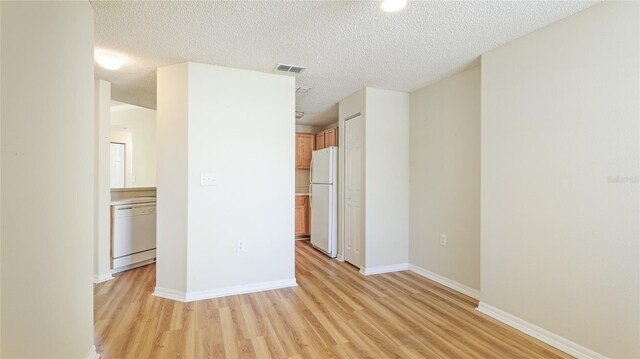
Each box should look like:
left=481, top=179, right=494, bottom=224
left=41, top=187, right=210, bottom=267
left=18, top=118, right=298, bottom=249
left=310, top=146, right=338, bottom=258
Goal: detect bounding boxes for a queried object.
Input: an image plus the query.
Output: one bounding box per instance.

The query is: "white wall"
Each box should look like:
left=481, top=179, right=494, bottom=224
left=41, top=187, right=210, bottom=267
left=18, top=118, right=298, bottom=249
left=156, top=62, right=189, bottom=295
left=481, top=2, right=639, bottom=357
left=1, top=2, right=95, bottom=357
left=364, top=88, right=410, bottom=269
left=1, top=2, right=3, bottom=352
left=111, top=105, right=157, bottom=188
left=409, top=67, right=480, bottom=291
left=322, top=122, right=339, bottom=131
left=295, top=124, right=319, bottom=133
left=338, top=88, right=410, bottom=270
left=95, top=79, right=113, bottom=283
left=156, top=62, right=296, bottom=299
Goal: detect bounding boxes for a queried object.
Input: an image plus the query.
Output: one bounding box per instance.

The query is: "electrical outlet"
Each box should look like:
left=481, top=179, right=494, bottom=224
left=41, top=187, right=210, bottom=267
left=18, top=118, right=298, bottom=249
left=201, top=173, right=219, bottom=186
left=237, top=240, right=246, bottom=252
left=440, top=234, right=447, bottom=246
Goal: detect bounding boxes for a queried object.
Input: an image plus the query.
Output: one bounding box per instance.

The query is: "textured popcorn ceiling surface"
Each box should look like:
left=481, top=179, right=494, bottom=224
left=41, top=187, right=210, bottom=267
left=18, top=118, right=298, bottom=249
left=93, top=1, right=596, bottom=126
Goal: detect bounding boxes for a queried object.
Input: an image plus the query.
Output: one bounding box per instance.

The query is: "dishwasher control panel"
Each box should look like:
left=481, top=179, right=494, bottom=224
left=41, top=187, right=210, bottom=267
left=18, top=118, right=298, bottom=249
left=113, top=203, right=156, bottom=218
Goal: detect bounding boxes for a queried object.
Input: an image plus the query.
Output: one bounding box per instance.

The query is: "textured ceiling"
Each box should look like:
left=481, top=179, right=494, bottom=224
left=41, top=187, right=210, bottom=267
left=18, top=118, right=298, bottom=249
left=93, top=0, right=597, bottom=126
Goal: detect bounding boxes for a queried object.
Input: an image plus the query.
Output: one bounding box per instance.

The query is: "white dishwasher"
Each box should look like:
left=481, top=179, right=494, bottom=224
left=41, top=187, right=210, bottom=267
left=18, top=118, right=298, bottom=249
left=111, top=201, right=156, bottom=273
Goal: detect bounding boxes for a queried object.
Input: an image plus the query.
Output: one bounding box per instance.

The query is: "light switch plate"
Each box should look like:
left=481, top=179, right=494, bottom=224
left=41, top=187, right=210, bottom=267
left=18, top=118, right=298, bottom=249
left=201, top=174, right=219, bottom=186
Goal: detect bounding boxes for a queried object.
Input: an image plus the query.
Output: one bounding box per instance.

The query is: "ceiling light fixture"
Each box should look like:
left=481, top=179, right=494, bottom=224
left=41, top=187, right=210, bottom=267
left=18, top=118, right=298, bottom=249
left=96, top=52, right=124, bottom=70
left=380, top=0, right=407, bottom=12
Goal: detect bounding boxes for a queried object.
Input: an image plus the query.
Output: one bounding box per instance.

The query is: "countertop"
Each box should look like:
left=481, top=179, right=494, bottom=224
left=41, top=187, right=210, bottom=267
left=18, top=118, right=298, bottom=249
left=295, top=193, right=310, bottom=196
left=111, top=197, right=157, bottom=206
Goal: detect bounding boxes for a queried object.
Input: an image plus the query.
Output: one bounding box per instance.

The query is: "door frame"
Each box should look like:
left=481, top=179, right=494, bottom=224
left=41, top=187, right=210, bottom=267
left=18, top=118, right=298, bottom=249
left=110, top=141, right=126, bottom=188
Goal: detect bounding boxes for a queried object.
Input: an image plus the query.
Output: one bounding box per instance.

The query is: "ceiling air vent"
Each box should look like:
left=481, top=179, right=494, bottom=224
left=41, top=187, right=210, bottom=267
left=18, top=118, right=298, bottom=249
left=295, top=111, right=305, bottom=120
left=296, top=86, right=311, bottom=94
left=274, top=63, right=307, bottom=74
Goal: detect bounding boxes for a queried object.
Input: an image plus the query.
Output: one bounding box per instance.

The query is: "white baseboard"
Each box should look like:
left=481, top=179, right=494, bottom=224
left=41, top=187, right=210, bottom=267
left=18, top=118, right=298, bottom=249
left=408, top=264, right=480, bottom=300
left=360, top=263, right=409, bottom=276
left=93, top=273, right=114, bottom=284
left=336, top=254, right=344, bottom=262
left=476, top=302, right=607, bottom=359
left=153, top=287, right=187, bottom=302
left=154, top=278, right=298, bottom=302
left=85, top=345, right=100, bottom=359
left=186, top=278, right=298, bottom=301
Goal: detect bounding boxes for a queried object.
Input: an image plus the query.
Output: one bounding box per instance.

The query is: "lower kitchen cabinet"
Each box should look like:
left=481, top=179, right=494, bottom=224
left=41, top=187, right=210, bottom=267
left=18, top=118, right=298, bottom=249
left=295, top=195, right=310, bottom=237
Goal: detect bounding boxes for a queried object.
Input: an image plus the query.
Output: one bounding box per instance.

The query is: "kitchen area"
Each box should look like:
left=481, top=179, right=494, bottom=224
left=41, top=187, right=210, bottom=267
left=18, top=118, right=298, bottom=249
left=105, top=98, right=339, bottom=277
left=295, top=125, right=338, bottom=257
left=106, top=100, right=341, bottom=276
left=108, top=101, right=158, bottom=274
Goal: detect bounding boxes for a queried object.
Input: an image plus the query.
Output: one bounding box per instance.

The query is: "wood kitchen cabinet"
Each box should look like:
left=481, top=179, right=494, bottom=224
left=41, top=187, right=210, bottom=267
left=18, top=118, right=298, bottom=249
left=295, top=195, right=310, bottom=237
left=296, top=133, right=314, bottom=169
left=314, top=127, right=338, bottom=150
left=315, top=132, right=325, bottom=151
left=325, top=127, right=337, bottom=147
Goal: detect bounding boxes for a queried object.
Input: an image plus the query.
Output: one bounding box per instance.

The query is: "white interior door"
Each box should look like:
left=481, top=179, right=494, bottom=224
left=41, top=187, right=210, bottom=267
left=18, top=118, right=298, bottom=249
left=110, top=142, right=125, bottom=188
left=344, top=115, right=362, bottom=267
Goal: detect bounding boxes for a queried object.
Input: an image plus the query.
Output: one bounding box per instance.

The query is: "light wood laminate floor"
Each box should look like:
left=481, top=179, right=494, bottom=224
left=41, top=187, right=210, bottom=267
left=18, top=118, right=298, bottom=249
left=94, top=240, right=570, bottom=358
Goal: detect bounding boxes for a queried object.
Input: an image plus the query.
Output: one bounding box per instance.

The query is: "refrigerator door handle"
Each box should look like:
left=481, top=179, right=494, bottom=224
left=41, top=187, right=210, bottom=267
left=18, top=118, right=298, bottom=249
left=309, top=184, right=313, bottom=208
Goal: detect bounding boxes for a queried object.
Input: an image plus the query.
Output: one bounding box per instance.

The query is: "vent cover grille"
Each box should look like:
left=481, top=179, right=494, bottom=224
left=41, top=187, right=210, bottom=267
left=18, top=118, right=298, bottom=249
left=274, top=63, right=307, bottom=74
left=296, top=86, right=311, bottom=94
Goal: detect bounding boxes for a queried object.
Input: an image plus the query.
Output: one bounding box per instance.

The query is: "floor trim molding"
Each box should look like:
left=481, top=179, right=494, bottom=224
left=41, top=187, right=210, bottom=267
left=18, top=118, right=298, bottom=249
left=85, top=345, right=100, bottom=359
left=93, top=273, right=114, bottom=284
left=153, top=287, right=187, bottom=302
left=360, top=263, right=409, bottom=276
left=187, top=278, right=298, bottom=302
left=476, top=302, right=607, bottom=359
left=408, top=264, right=480, bottom=300
left=154, top=278, right=298, bottom=302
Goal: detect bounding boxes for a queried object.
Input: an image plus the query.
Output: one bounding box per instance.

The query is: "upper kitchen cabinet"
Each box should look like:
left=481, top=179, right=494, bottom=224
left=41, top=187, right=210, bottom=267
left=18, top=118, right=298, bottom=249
left=295, top=132, right=314, bottom=169
left=315, top=131, right=325, bottom=151
left=325, top=127, right=338, bottom=147
left=315, top=127, right=338, bottom=150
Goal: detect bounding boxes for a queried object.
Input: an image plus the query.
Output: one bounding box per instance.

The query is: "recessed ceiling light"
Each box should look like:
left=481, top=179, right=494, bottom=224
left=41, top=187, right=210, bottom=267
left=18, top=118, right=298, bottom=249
left=296, top=86, right=311, bottom=94
left=380, top=0, right=407, bottom=12
left=295, top=111, right=305, bottom=120
left=96, top=52, right=123, bottom=70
